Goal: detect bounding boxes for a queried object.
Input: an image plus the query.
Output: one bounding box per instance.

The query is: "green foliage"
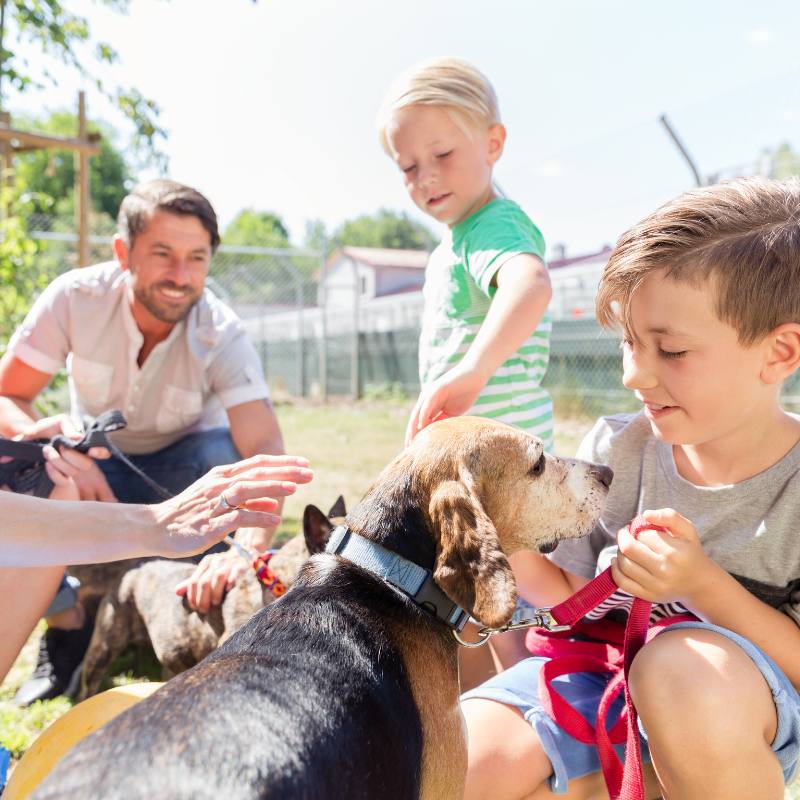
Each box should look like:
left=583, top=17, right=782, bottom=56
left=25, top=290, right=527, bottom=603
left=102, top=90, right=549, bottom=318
left=223, top=209, right=290, bottom=248
left=0, top=0, right=167, bottom=167
left=332, top=209, right=436, bottom=252
left=303, top=217, right=327, bottom=253
left=0, top=183, right=50, bottom=348
left=0, top=695, right=72, bottom=758
left=15, top=111, right=132, bottom=218
left=767, top=142, right=800, bottom=179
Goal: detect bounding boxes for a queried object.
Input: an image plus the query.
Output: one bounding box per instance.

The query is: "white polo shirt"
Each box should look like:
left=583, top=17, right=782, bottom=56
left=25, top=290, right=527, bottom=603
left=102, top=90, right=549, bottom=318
left=8, top=262, right=270, bottom=454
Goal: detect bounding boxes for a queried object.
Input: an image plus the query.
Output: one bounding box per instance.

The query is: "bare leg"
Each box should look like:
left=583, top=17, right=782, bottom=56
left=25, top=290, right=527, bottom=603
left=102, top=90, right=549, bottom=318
left=462, top=697, right=555, bottom=800
left=630, top=628, right=784, bottom=800
left=0, top=565, right=64, bottom=682
left=463, top=696, right=663, bottom=800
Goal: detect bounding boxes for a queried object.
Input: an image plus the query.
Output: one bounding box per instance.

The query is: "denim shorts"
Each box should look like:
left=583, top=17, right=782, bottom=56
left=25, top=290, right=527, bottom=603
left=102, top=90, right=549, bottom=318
left=461, top=621, right=800, bottom=793
left=44, top=574, right=81, bottom=617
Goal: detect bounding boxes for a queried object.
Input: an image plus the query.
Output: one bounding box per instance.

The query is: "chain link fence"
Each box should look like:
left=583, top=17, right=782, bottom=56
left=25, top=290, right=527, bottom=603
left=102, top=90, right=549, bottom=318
left=23, top=216, right=800, bottom=418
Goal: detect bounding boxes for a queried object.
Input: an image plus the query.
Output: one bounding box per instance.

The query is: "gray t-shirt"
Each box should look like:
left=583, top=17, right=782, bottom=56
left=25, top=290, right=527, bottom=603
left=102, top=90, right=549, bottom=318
left=551, top=412, right=800, bottom=627
left=8, top=262, right=270, bottom=454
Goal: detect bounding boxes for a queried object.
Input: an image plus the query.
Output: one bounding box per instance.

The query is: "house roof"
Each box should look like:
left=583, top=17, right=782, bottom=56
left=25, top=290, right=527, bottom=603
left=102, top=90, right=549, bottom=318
left=548, top=245, right=613, bottom=270
left=328, top=246, right=430, bottom=271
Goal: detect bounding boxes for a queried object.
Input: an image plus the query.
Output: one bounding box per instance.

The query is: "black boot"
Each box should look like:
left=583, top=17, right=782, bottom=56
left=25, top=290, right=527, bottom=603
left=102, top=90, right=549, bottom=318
left=14, top=611, right=93, bottom=706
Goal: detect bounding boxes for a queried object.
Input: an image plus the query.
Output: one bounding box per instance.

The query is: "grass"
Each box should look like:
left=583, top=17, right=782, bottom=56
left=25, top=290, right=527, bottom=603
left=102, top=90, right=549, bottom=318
left=2, top=399, right=798, bottom=798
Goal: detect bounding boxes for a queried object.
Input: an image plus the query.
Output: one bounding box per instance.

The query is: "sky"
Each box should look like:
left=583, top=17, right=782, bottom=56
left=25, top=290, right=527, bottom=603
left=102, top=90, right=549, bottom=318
left=12, top=0, right=800, bottom=257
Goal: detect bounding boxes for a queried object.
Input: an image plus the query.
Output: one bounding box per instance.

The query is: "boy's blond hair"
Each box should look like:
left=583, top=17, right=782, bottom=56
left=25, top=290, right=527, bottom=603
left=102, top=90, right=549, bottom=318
left=597, top=177, right=800, bottom=345
left=377, top=57, right=500, bottom=154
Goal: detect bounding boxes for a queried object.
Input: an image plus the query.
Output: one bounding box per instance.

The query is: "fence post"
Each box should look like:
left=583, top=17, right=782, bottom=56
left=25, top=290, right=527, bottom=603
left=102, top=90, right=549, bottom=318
left=319, top=238, right=328, bottom=402
left=350, top=257, right=360, bottom=400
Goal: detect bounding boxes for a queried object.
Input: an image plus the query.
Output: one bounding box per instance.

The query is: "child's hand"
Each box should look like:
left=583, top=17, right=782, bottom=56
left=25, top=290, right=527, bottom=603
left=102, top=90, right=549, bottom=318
left=405, top=365, right=486, bottom=445
left=611, top=508, right=717, bottom=607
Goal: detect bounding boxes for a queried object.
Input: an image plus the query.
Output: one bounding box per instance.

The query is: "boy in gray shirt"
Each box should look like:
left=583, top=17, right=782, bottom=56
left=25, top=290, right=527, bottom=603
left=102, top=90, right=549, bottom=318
left=462, top=177, right=800, bottom=799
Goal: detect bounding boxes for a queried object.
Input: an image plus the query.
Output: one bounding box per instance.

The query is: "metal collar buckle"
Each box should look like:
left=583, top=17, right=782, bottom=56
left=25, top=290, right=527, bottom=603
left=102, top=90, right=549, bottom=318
left=451, top=607, right=570, bottom=649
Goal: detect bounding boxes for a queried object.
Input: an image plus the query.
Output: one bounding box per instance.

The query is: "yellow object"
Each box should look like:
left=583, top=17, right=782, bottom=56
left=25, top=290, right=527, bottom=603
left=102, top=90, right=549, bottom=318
left=3, top=682, right=163, bottom=800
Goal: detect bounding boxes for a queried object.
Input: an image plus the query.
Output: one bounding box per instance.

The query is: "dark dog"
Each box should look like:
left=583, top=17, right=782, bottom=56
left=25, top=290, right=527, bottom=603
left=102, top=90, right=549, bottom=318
left=79, top=499, right=345, bottom=697
left=33, top=417, right=611, bottom=800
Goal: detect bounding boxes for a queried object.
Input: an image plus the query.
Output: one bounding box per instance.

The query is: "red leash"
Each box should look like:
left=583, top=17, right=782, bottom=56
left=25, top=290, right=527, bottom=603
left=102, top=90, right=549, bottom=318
left=529, top=516, right=696, bottom=800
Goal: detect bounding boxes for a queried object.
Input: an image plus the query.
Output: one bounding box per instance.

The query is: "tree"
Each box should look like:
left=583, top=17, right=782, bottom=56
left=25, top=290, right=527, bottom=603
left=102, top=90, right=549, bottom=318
left=333, top=209, right=436, bottom=251
left=766, top=143, right=800, bottom=179
left=223, top=209, right=290, bottom=248
left=303, top=218, right=328, bottom=253
left=0, top=0, right=166, bottom=166
left=15, top=111, right=132, bottom=220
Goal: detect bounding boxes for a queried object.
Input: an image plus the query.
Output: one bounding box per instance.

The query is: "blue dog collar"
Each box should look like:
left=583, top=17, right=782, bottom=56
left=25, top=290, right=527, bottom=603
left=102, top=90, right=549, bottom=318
left=325, top=525, right=469, bottom=632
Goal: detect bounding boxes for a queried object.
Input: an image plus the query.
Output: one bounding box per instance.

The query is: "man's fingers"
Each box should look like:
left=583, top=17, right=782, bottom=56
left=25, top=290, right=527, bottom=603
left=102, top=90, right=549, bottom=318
left=96, top=484, right=118, bottom=503
left=209, top=567, right=229, bottom=607
left=193, top=579, right=211, bottom=614
left=43, top=445, right=80, bottom=478
left=226, top=561, right=246, bottom=591
left=87, top=446, right=111, bottom=460
left=44, top=461, right=72, bottom=487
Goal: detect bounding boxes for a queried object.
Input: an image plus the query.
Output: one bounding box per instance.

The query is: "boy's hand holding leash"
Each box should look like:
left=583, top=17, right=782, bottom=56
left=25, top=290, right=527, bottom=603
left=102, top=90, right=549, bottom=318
left=612, top=508, right=720, bottom=608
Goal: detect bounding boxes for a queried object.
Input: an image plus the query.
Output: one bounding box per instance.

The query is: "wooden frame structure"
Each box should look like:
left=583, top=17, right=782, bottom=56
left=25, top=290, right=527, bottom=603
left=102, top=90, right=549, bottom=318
left=0, top=91, right=101, bottom=266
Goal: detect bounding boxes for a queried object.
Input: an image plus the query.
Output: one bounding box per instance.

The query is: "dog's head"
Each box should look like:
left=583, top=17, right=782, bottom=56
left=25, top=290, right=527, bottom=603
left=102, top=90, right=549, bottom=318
left=349, top=417, right=611, bottom=629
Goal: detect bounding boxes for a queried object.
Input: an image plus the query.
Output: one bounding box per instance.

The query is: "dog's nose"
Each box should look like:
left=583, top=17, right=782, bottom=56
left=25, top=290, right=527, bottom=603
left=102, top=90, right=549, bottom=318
left=590, top=465, right=613, bottom=488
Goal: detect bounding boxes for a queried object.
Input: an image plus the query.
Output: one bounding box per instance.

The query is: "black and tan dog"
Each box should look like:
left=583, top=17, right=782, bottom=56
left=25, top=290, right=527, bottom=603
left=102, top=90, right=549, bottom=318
left=79, top=499, right=344, bottom=697
left=33, top=417, right=611, bottom=800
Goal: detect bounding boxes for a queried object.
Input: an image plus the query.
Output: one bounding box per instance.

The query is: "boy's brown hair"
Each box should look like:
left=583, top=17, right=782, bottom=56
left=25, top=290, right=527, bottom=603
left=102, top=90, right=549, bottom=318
left=117, top=179, right=221, bottom=252
left=597, top=177, right=800, bottom=344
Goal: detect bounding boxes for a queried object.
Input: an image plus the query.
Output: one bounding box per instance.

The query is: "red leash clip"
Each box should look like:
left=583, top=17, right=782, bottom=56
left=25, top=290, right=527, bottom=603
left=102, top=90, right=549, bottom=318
left=252, top=552, right=287, bottom=598
left=225, top=536, right=288, bottom=598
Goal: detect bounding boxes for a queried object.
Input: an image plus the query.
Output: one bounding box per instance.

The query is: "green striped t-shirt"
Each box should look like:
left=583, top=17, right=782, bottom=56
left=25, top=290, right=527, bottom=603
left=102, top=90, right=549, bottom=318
left=418, top=198, right=553, bottom=448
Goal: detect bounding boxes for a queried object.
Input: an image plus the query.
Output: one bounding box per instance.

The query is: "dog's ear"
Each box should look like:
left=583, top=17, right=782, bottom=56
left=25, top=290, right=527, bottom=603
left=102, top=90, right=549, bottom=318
left=429, top=480, right=516, bottom=628
left=302, top=504, right=334, bottom=554
left=327, top=495, right=347, bottom=520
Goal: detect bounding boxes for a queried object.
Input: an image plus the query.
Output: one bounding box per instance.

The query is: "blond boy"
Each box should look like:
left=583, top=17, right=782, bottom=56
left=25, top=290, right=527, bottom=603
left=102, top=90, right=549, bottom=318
left=462, top=177, right=800, bottom=799
left=378, top=57, right=554, bottom=448
left=379, top=58, right=555, bottom=676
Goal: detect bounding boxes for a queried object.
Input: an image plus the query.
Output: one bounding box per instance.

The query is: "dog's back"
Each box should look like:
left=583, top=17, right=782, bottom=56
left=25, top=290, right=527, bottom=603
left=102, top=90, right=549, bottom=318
left=34, top=561, right=425, bottom=800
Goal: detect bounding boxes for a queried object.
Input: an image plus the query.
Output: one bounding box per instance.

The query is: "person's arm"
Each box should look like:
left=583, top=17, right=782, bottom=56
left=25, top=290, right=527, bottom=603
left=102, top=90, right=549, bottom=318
left=175, top=399, right=291, bottom=613
left=0, top=353, right=117, bottom=501
left=406, top=253, right=551, bottom=443
left=0, top=353, right=53, bottom=436
left=509, top=550, right=590, bottom=607
left=0, top=453, right=312, bottom=567
left=613, top=508, right=800, bottom=689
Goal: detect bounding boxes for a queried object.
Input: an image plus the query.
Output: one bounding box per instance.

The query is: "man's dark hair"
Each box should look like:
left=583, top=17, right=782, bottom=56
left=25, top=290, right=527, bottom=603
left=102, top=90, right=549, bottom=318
left=117, top=179, right=221, bottom=252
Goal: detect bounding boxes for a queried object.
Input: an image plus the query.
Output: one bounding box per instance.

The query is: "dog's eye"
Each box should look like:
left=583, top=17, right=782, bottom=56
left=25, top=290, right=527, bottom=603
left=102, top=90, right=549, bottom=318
left=529, top=454, right=546, bottom=478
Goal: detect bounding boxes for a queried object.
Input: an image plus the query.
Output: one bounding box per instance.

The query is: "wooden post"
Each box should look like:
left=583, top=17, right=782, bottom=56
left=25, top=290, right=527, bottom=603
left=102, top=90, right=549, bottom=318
left=0, top=109, right=10, bottom=215
left=76, top=91, right=90, bottom=266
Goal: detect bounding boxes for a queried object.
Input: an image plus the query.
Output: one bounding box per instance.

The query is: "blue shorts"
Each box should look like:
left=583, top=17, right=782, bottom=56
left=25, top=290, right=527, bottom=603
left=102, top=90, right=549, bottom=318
left=461, top=621, right=800, bottom=793
left=44, top=574, right=80, bottom=617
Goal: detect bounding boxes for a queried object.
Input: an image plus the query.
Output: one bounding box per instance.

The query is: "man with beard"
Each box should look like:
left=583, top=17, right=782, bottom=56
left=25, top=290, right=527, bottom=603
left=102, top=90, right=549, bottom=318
left=0, top=180, right=286, bottom=704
